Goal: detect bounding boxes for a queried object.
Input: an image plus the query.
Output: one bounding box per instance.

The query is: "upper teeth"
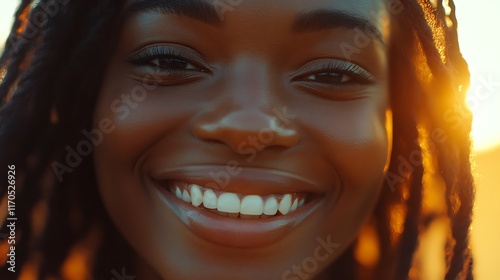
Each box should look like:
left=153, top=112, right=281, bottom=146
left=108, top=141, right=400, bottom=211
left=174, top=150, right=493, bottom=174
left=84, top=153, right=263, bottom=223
left=170, top=183, right=307, bottom=218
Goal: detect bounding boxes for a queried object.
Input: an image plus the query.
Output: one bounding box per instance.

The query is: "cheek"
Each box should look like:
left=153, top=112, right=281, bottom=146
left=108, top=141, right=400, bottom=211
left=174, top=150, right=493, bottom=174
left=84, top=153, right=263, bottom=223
left=323, top=107, right=390, bottom=190
left=91, top=78, right=152, bottom=250
left=298, top=93, right=391, bottom=185
left=295, top=90, right=392, bottom=246
left=91, top=76, right=179, bottom=201
left=92, top=76, right=195, bottom=164
left=92, top=79, right=191, bottom=275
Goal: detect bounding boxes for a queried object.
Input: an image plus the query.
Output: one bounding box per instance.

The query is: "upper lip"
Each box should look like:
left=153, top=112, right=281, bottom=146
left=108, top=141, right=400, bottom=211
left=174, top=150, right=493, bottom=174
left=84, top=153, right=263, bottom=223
left=149, top=165, right=329, bottom=196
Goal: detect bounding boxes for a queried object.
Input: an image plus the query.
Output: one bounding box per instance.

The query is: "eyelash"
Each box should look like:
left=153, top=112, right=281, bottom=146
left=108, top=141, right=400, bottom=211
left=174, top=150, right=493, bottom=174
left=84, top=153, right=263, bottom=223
left=127, top=46, right=208, bottom=73
left=293, top=61, right=374, bottom=85
left=127, top=46, right=373, bottom=88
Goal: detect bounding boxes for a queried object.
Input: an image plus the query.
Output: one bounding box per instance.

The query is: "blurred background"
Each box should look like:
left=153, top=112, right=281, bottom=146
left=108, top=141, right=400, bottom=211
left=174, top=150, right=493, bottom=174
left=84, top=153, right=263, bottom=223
left=1, top=1, right=499, bottom=279
left=454, top=1, right=500, bottom=279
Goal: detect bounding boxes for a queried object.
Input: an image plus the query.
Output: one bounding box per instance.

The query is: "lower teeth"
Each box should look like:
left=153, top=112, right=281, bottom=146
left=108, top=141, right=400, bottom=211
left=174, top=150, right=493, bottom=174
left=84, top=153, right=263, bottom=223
left=208, top=209, right=280, bottom=219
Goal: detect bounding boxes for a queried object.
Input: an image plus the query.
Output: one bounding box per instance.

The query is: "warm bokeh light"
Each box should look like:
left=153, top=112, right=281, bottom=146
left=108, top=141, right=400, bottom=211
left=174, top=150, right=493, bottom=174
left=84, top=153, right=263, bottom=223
left=0, top=1, right=499, bottom=279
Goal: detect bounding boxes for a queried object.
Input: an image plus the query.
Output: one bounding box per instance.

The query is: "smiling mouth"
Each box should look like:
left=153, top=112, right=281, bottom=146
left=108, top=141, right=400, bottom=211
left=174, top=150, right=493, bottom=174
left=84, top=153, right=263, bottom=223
left=148, top=165, right=331, bottom=247
left=163, top=181, right=311, bottom=219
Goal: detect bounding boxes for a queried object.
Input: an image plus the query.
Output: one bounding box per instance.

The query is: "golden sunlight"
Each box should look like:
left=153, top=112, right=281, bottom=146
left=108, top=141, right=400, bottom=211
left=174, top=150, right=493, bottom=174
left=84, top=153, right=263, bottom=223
left=454, top=0, right=500, bottom=152
left=453, top=2, right=500, bottom=280
left=0, top=1, right=499, bottom=279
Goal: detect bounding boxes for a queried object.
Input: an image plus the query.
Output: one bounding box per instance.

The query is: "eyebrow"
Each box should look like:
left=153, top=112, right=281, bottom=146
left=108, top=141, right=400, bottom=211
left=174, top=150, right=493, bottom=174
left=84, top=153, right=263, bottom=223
left=124, top=0, right=223, bottom=26
left=124, top=1, right=383, bottom=42
left=293, top=10, right=383, bottom=42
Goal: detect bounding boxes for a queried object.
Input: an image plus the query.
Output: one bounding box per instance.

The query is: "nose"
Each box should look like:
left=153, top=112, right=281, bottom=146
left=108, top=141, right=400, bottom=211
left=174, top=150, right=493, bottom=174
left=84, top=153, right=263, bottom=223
left=192, top=107, right=300, bottom=153
left=191, top=57, right=300, bottom=153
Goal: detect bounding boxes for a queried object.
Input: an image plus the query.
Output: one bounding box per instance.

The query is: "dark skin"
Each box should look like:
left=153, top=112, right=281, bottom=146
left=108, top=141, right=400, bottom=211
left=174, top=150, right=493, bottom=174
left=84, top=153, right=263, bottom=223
left=94, top=0, right=391, bottom=279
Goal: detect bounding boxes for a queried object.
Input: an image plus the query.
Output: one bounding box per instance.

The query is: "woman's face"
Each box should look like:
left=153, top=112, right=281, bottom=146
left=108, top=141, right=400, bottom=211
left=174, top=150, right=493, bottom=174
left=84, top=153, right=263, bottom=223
left=94, top=0, right=391, bottom=279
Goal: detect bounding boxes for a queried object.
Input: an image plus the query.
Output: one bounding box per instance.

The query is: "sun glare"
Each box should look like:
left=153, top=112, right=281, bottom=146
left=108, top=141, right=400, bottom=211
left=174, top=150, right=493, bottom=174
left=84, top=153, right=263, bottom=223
left=454, top=0, right=500, bottom=152
left=0, top=2, right=18, bottom=52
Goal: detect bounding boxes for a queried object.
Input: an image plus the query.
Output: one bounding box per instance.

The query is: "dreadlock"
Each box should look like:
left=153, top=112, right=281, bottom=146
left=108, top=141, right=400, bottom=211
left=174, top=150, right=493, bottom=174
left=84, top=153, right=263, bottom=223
left=343, top=0, right=472, bottom=279
left=0, top=0, right=474, bottom=279
left=1, top=1, right=132, bottom=279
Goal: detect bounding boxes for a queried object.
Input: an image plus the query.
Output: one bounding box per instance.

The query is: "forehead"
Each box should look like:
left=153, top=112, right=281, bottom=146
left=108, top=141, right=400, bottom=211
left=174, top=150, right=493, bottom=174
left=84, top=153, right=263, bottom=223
left=125, top=0, right=386, bottom=9
left=124, top=0, right=388, bottom=25
left=122, top=0, right=389, bottom=47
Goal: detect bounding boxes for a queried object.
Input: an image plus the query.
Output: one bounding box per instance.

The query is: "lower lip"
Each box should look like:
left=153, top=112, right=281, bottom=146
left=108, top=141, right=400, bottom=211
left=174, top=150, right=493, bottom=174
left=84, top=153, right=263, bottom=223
left=151, top=180, right=324, bottom=248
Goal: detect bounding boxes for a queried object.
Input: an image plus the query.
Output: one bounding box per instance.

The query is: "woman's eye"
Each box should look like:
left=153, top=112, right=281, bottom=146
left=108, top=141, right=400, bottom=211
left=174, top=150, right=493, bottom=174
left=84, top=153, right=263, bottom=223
left=126, top=44, right=210, bottom=85
left=293, top=60, right=374, bottom=87
left=302, top=72, right=354, bottom=84
left=134, top=55, right=207, bottom=74
left=150, top=57, right=200, bottom=71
